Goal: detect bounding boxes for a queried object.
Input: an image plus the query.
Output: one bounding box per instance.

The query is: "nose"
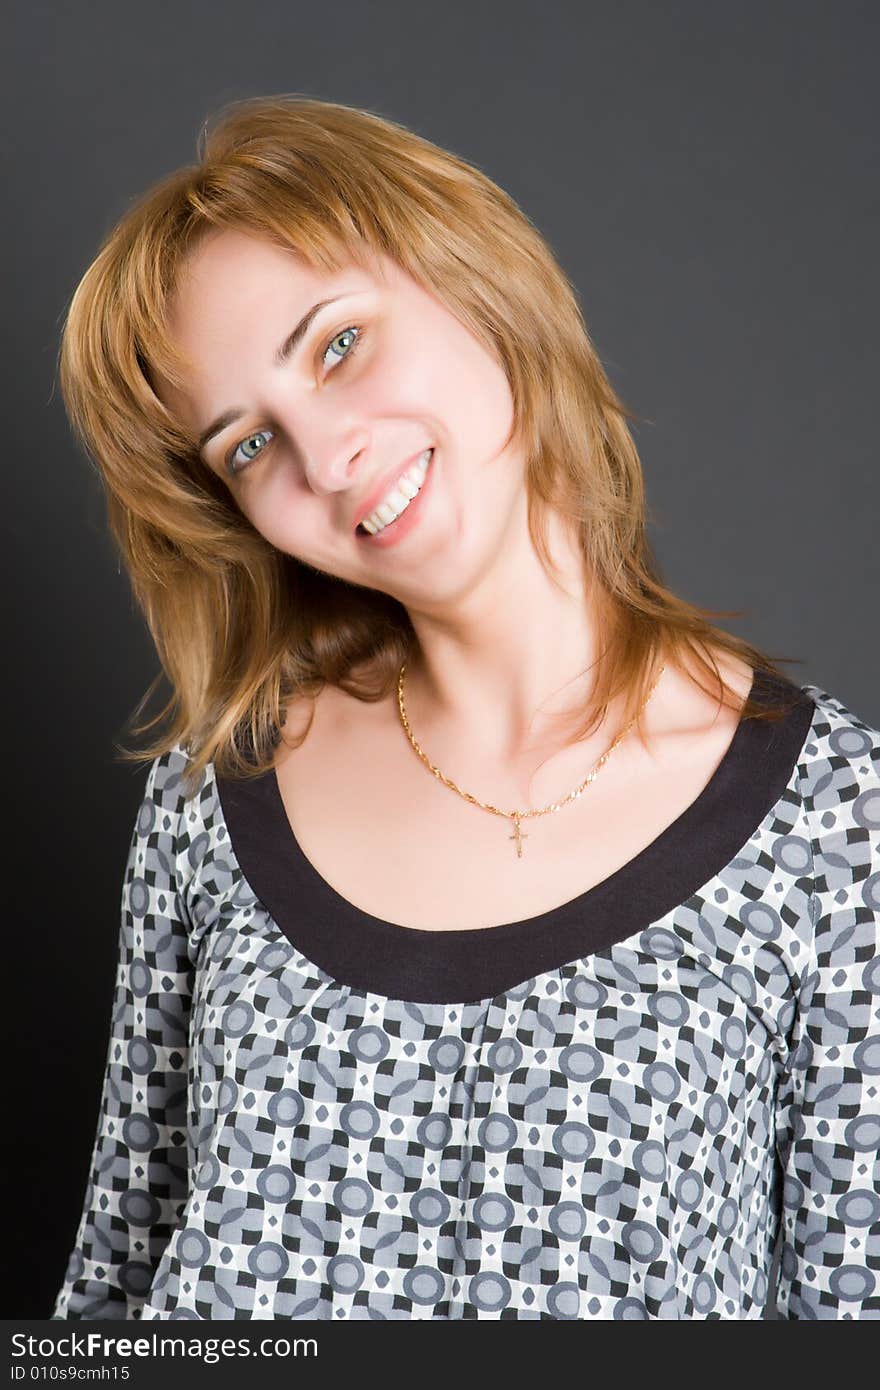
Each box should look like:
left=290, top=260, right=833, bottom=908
left=299, top=429, right=372, bottom=496
left=263, top=375, right=372, bottom=496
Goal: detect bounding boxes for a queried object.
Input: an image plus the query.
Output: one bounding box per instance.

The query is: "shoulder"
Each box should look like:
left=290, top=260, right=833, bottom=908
left=795, top=678, right=878, bottom=778
left=274, top=681, right=386, bottom=774
left=794, top=682, right=880, bottom=914
left=643, top=649, right=754, bottom=757
left=139, top=738, right=214, bottom=820
left=131, top=741, right=225, bottom=913
left=797, top=680, right=880, bottom=792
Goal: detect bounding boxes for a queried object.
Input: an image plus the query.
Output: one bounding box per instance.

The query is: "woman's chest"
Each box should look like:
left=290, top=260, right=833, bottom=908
left=271, top=686, right=745, bottom=933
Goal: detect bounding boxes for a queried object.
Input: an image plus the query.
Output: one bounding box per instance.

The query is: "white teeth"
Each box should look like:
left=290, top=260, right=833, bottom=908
left=360, top=449, right=432, bottom=535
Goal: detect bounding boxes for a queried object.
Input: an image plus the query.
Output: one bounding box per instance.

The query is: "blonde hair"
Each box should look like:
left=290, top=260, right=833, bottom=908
left=57, top=93, right=802, bottom=798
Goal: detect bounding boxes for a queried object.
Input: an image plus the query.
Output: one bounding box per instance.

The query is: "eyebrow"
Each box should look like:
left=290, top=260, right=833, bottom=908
left=196, top=295, right=348, bottom=456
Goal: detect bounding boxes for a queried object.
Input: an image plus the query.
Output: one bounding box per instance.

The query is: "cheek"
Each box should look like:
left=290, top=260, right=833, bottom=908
left=380, top=330, right=514, bottom=456
left=239, top=475, right=317, bottom=554
left=428, top=325, right=514, bottom=449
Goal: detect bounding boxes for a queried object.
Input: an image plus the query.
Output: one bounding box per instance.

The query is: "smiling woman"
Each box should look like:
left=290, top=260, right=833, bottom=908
left=50, top=94, right=880, bottom=1321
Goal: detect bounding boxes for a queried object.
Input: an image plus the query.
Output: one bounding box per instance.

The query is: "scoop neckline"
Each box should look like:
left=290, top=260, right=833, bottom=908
left=213, top=668, right=818, bottom=1003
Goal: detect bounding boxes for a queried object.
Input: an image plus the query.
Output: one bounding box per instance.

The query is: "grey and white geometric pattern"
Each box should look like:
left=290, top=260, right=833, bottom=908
left=50, top=681, right=880, bottom=1319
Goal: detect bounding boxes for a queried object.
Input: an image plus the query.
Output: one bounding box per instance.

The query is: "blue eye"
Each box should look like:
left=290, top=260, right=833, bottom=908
left=323, top=324, right=361, bottom=367
left=229, top=429, right=274, bottom=475
left=226, top=323, right=366, bottom=477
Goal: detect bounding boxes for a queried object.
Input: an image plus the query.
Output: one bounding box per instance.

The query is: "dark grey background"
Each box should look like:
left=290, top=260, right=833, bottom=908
left=4, top=0, right=876, bottom=1321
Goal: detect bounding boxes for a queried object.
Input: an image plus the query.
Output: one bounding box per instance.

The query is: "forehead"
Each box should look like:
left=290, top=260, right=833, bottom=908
left=168, top=228, right=389, bottom=351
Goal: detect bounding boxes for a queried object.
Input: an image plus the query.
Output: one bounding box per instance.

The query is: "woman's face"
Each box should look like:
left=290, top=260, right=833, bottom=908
left=159, top=227, right=526, bottom=610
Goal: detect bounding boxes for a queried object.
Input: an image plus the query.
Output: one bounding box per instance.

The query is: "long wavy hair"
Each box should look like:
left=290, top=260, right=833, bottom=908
left=57, top=94, right=803, bottom=799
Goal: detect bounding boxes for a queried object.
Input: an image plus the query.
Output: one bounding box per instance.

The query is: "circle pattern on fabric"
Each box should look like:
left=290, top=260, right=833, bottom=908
left=51, top=686, right=880, bottom=1322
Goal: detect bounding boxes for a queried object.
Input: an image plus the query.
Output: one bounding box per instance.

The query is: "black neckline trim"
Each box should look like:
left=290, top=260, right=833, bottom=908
left=213, top=670, right=817, bottom=1004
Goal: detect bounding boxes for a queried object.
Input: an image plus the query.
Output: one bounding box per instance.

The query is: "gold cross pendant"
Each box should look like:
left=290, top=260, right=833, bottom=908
left=509, top=813, right=529, bottom=858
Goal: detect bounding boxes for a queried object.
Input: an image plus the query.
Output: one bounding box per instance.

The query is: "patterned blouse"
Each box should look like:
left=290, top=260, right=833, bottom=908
left=51, top=670, right=880, bottom=1319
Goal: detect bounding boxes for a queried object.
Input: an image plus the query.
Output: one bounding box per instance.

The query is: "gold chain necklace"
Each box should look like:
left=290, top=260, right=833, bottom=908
left=396, top=662, right=666, bottom=858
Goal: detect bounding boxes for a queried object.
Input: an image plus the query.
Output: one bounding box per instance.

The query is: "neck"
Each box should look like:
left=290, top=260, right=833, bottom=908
left=400, top=505, right=609, bottom=766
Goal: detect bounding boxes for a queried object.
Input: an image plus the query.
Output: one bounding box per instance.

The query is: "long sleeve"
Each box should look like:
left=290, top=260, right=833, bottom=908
left=774, top=704, right=880, bottom=1318
left=51, top=749, right=195, bottom=1319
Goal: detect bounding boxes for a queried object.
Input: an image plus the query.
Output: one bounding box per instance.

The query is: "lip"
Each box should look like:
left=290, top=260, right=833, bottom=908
left=355, top=447, right=436, bottom=549
left=352, top=447, right=434, bottom=531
